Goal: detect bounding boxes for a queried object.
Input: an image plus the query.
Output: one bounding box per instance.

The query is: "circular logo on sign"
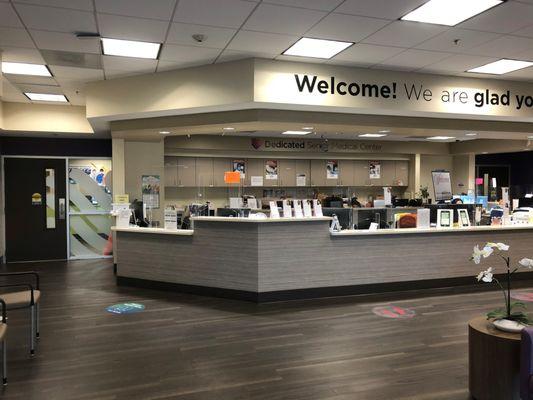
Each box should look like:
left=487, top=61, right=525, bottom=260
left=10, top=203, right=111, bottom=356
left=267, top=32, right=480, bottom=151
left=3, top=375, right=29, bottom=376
left=106, top=303, right=145, bottom=314
left=372, top=305, right=416, bottom=319
left=511, top=292, right=533, bottom=302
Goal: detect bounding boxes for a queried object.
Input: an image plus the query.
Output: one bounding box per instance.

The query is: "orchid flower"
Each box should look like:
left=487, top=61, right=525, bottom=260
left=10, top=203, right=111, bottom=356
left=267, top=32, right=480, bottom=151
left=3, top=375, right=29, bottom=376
left=472, top=245, right=494, bottom=264
left=476, top=267, right=494, bottom=283
left=486, top=242, right=509, bottom=251
left=519, top=258, right=533, bottom=269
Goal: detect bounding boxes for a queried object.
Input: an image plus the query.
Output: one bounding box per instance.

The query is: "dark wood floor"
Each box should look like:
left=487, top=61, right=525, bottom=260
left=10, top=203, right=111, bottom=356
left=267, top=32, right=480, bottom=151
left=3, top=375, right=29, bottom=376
left=0, top=259, right=527, bottom=400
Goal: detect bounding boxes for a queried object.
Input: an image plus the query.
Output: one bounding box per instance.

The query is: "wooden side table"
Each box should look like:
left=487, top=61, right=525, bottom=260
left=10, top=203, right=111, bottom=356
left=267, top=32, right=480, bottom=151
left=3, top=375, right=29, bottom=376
left=469, top=316, right=521, bottom=400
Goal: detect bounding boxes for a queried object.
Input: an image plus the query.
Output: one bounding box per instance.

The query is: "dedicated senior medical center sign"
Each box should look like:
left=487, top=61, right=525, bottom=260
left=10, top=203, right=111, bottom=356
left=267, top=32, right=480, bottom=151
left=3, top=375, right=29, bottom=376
left=253, top=60, right=533, bottom=120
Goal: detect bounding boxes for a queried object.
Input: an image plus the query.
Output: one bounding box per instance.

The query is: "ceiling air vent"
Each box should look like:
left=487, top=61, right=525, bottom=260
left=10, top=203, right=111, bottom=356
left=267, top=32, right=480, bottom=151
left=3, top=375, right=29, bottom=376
left=40, top=50, right=102, bottom=69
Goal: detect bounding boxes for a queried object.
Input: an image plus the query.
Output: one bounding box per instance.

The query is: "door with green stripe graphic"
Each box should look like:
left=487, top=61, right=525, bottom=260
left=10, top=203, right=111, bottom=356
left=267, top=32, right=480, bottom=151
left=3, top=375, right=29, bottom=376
left=68, top=159, right=112, bottom=259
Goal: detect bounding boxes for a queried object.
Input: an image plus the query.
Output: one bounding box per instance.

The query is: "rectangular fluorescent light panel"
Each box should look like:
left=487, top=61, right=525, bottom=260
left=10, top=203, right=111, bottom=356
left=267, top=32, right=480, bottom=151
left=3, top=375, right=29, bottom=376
left=467, top=59, right=533, bottom=74
left=24, top=93, right=68, bottom=102
left=283, top=38, right=353, bottom=59
left=2, top=62, right=51, bottom=76
left=101, top=38, right=161, bottom=59
left=427, top=136, right=455, bottom=140
left=401, top=0, right=503, bottom=26
left=282, top=130, right=311, bottom=135
left=359, top=133, right=387, bottom=138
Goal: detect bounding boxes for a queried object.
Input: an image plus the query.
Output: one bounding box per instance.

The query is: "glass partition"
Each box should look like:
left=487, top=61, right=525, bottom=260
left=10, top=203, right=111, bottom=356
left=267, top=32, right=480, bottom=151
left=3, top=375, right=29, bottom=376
left=68, top=159, right=112, bottom=259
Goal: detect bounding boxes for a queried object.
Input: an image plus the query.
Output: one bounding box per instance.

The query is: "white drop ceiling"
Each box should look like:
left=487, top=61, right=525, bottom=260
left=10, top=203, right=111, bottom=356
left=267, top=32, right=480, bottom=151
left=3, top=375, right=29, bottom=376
left=2, top=0, right=533, bottom=107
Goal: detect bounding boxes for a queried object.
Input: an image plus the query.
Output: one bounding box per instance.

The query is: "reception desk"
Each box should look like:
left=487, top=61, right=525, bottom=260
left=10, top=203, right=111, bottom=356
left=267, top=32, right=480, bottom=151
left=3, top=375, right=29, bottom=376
left=113, top=218, right=533, bottom=302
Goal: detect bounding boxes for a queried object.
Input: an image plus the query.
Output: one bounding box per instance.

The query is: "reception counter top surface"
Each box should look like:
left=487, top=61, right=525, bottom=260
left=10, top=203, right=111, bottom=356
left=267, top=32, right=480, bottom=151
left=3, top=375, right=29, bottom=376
left=111, top=226, right=194, bottom=236
left=191, top=216, right=332, bottom=223
left=331, top=224, right=533, bottom=236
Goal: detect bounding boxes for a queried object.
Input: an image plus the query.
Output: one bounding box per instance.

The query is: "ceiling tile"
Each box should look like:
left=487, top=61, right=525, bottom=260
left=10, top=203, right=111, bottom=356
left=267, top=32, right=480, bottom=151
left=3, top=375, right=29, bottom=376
left=12, top=0, right=94, bottom=11
left=243, top=3, right=326, bottom=35
left=419, top=54, right=499, bottom=74
left=262, top=0, right=343, bottom=11
left=374, top=49, right=452, bottom=71
left=104, top=69, right=146, bottom=79
left=215, top=49, right=277, bottom=63
left=0, top=46, right=45, bottom=63
left=467, top=35, right=533, bottom=58
left=174, top=0, right=257, bottom=29
left=227, top=30, right=298, bottom=54
left=4, top=74, right=56, bottom=85
left=331, top=43, right=405, bottom=64
left=40, top=50, right=102, bottom=69
left=49, top=65, right=104, bottom=82
left=502, top=65, right=533, bottom=80
left=14, top=4, right=97, bottom=33
left=17, top=83, right=62, bottom=94
left=306, top=13, right=389, bottom=43
left=102, top=55, right=157, bottom=72
left=97, top=14, right=169, bottom=42
left=61, top=86, right=85, bottom=105
left=362, top=21, right=448, bottom=48
left=159, top=44, right=221, bottom=65
left=0, top=27, right=35, bottom=48
left=95, top=0, right=176, bottom=21
left=166, top=23, right=236, bottom=48
left=335, top=0, right=427, bottom=20
left=31, top=30, right=101, bottom=53
left=415, top=28, right=501, bottom=53
left=510, top=24, right=533, bottom=39
left=458, top=1, right=533, bottom=34
left=0, top=3, right=23, bottom=28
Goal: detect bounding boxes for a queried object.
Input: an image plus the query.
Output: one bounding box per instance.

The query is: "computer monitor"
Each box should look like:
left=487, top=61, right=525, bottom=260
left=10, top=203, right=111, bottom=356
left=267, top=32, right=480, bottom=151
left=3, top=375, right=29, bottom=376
left=322, top=208, right=352, bottom=230
left=432, top=171, right=453, bottom=202
left=355, top=209, right=388, bottom=230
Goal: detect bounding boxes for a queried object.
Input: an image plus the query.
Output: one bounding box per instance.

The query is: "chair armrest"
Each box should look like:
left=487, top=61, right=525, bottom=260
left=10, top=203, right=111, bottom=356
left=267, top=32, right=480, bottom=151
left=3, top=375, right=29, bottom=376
left=0, top=299, right=6, bottom=323
left=0, top=283, right=35, bottom=305
left=0, top=271, right=39, bottom=289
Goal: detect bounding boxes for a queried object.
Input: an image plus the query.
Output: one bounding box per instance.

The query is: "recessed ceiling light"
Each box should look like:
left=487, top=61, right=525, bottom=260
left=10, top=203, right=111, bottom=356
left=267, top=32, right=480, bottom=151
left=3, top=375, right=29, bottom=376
left=528, top=136, right=533, bottom=139
left=482, top=151, right=488, bottom=154
left=2, top=62, right=51, bottom=77
left=302, top=127, right=314, bottom=130
left=283, top=38, right=353, bottom=59
left=24, top=93, right=68, bottom=102
left=359, top=133, right=387, bottom=138
left=159, top=131, right=170, bottom=135
left=467, top=59, right=533, bottom=75
left=223, top=127, right=235, bottom=130
left=101, top=38, right=161, bottom=59
left=427, top=136, right=455, bottom=140
left=401, top=0, right=503, bottom=26
left=465, top=133, right=478, bottom=136
left=282, top=130, right=310, bottom=136
left=378, top=130, right=390, bottom=133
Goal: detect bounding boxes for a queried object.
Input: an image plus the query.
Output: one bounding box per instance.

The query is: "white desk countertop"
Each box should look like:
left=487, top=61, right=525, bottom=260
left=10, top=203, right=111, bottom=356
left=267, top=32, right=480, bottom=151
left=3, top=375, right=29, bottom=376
left=331, top=224, right=533, bottom=236
left=111, top=226, right=194, bottom=236
left=191, top=216, right=333, bottom=223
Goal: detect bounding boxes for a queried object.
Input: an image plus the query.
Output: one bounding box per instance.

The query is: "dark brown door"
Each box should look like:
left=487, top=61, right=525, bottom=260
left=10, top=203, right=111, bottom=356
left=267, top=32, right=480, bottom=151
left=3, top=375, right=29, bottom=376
left=5, top=158, right=67, bottom=262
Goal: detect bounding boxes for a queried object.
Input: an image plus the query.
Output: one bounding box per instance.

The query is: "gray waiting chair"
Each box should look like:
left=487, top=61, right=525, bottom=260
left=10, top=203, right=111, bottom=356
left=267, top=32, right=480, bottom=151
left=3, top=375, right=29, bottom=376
left=0, top=298, right=7, bottom=385
left=0, top=272, right=40, bottom=356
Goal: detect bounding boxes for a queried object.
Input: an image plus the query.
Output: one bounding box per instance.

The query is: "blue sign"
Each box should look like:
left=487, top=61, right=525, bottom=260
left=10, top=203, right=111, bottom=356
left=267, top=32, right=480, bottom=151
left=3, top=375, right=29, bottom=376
left=106, top=302, right=145, bottom=314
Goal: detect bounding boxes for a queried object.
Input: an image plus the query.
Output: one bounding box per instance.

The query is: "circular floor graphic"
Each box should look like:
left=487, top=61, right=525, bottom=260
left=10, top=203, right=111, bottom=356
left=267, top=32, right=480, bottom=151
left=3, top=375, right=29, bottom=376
left=511, top=292, right=533, bottom=302
left=106, top=302, right=145, bottom=314
left=372, top=305, right=416, bottom=319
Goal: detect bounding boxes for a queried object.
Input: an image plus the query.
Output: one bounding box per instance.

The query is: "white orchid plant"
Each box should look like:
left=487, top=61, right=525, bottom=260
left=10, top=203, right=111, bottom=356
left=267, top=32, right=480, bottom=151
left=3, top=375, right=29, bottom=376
left=471, top=242, right=533, bottom=325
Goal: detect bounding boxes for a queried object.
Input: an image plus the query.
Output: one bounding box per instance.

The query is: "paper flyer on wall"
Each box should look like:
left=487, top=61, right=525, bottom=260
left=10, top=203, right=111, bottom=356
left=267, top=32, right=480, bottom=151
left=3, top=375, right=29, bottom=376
left=232, top=159, right=246, bottom=178
left=251, top=176, right=263, bottom=186
left=326, top=160, right=338, bottom=179
left=265, top=160, right=278, bottom=179
left=369, top=161, right=381, bottom=179
left=141, top=175, right=160, bottom=209
left=296, top=174, right=306, bottom=186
